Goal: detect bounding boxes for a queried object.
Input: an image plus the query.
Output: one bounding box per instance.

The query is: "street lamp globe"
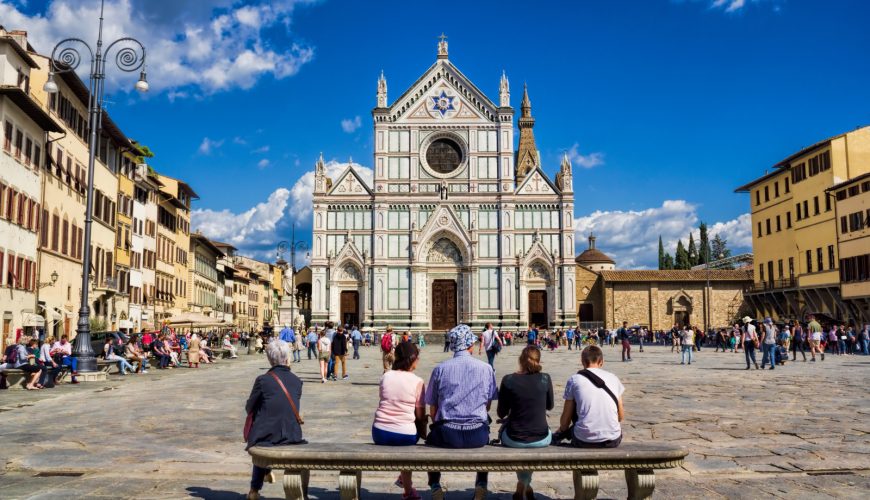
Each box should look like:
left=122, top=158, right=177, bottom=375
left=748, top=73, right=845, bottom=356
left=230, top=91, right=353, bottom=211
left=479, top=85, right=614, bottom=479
left=43, top=73, right=59, bottom=94
left=50, top=270, right=59, bottom=285
left=135, top=70, right=149, bottom=93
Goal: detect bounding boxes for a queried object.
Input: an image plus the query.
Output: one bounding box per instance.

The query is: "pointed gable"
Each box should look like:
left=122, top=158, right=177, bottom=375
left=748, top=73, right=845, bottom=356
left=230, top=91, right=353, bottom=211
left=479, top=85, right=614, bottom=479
left=327, top=166, right=373, bottom=196
left=387, top=60, right=498, bottom=124
left=515, top=167, right=561, bottom=196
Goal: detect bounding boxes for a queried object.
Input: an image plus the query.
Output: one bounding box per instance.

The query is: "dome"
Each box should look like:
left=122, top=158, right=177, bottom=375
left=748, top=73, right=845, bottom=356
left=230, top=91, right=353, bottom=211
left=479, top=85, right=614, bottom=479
left=575, top=235, right=615, bottom=269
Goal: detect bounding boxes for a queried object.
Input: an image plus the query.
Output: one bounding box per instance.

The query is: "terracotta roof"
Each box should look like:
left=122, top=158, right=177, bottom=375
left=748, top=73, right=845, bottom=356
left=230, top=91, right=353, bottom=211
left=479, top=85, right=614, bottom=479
left=599, top=269, right=753, bottom=282
left=575, top=248, right=614, bottom=264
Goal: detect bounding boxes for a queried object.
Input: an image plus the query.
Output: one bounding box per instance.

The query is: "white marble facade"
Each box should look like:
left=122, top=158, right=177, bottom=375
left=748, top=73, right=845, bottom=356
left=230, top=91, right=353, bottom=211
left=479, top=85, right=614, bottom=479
left=310, top=38, right=576, bottom=332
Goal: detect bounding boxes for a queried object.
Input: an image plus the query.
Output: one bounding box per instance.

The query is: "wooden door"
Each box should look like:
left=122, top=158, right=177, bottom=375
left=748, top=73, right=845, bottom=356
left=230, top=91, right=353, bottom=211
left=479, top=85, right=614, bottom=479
left=579, top=303, right=594, bottom=322
left=529, top=290, right=547, bottom=328
left=340, top=291, right=359, bottom=328
left=431, top=280, right=457, bottom=330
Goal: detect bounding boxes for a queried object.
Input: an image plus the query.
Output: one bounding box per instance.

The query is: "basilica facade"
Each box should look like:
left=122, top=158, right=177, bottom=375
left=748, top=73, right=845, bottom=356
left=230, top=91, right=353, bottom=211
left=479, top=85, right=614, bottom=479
left=309, top=37, right=576, bottom=332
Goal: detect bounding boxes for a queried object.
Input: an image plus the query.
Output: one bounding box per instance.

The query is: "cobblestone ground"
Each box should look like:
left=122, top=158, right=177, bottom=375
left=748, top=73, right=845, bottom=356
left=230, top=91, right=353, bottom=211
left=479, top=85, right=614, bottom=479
left=1, top=342, right=869, bottom=499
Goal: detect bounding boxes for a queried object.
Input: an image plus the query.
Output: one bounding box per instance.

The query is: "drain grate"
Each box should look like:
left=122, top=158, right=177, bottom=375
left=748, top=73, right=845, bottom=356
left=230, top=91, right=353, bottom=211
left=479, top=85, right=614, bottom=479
left=33, top=471, right=85, bottom=477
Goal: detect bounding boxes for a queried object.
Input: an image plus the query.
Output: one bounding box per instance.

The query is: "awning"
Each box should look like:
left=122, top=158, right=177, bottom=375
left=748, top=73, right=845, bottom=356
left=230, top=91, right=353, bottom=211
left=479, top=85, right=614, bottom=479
left=23, top=313, right=45, bottom=327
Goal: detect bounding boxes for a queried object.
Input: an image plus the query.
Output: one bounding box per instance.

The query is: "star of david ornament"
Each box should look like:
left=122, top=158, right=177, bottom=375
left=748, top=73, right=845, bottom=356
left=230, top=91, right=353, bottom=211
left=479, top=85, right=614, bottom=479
left=431, top=90, right=455, bottom=117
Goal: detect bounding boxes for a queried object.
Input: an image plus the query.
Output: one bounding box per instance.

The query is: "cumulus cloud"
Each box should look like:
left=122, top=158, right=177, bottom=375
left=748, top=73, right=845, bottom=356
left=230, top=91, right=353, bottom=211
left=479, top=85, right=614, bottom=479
left=197, top=137, right=223, bottom=155
left=341, top=116, right=362, bottom=134
left=287, top=159, right=373, bottom=224
left=574, top=200, right=751, bottom=269
left=191, top=188, right=290, bottom=254
left=0, top=0, right=316, bottom=95
left=566, top=143, right=604, bottom=169
left=257, top=158, right=270, bottom=169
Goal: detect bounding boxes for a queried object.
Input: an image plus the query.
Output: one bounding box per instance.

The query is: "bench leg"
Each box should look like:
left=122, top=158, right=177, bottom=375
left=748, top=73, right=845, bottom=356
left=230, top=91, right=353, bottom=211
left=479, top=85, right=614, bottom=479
left=338, top=470, right=361, bottom=500
left=625, top=469, right=655, bottom=500
left=283, top=469, right=309, bottom=500
left=573, top=470, right=599, bottom=500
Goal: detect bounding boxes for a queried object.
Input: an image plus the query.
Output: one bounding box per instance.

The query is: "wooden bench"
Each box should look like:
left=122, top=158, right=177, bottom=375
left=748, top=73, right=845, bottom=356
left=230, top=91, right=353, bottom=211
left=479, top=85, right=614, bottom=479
left=249, top=442, right=687, bottom=500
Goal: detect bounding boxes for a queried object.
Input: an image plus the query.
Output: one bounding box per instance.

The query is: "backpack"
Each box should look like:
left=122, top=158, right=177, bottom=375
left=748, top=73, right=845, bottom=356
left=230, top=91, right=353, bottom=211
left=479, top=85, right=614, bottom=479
left=4, top=345, right=18, bottom=366
left=380, top=333, right=393, bottom=353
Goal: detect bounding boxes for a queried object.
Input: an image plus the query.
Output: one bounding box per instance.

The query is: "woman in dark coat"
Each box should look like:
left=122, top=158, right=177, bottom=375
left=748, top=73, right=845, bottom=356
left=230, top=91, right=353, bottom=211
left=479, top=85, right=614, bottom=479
left=245, top=340, right=305, bottom=500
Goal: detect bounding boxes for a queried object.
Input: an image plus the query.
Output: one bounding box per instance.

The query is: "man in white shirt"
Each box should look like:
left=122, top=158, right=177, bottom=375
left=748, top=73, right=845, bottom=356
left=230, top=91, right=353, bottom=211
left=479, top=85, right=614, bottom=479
left=555, top=345, right=625, bottom=447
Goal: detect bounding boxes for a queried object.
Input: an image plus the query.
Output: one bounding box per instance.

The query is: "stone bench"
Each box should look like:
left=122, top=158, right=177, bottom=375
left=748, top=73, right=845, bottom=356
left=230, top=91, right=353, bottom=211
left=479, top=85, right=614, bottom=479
left=248, top=442, right=687, bottom=500
left=2, top=365, right=70, bottom=390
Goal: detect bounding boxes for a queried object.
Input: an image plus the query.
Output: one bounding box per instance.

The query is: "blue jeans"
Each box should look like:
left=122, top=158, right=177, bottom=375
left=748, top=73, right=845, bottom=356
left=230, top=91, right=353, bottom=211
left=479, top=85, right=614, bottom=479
left=862, top=339, right=869, bottom=355
left=761, top=343, right=776, bottom=368
left=501, top=430, right=551, bottom=487
left=111, top=357, right=135, bottom=374
left=426, top=423, right=490, bottom=491
left=292, top=348, right=301, bottom=362
left=61, top=356, right=78, bottom=373
left=680, top=345, right=693, bottom=364
left=838, top=340, right=846, bottom=354
left=486, top=349, right=496, bottom=367
left=327, top=355, right=335, bottom=377
left=372, top=426, right=418, bottom=446
left=251, top=465, right=271, bottom=491
left=744, top=341, right=757, bottom=368
left=352, top=340, right=361, bottom=359
left=307, top=344, right=317, bottom=359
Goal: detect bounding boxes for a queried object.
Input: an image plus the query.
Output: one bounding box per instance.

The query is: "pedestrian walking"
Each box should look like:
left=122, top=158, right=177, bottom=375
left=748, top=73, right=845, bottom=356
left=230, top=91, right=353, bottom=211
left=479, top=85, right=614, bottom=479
left=807, top=315, right=825, bottom=362
left=331, top=327, right=349, bottom=380
left=350, top=325, right=362, bottom=360
left=791, top=320, right=807, bottom=361
left=679, top=326, right=694, bottom=365
left=381, top=326, right=397, bottom=373
left=306, top=328, right=318, bottom=360
left=566, top=327, right=575, bottom=350
left=741, top=316, right=760, bottom=370
left=759, top=318, right=778, bottom=370
left=442, top=329, right=450, bottom=352
left=478, top=323, right=502, bottom=369
left=617, top=321, right=632, bottom=362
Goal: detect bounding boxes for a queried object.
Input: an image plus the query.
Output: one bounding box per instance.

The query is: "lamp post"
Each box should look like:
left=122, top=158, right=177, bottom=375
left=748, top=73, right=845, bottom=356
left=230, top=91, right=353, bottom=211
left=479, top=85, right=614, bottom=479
left=705, top=249, right=725, bottom=334
left=43, top=0, right=148, bottom=372
left=276, top=225, right=309, bottom=330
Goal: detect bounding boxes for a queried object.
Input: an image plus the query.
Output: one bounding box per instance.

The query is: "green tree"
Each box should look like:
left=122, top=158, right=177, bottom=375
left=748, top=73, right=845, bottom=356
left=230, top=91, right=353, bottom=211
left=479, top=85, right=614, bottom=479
left=711, top=233, right=731, bottom=260
left=658, top=236, right=665, bottom=270
left=675, top=240, right=690, bottom=269
left=131, top=140, right=155, bottom=163
left=699, top=222, right=710, bottom=265
left=687, top=233, right=698, bottom=267
left=663, top=252, right=674, bottom=270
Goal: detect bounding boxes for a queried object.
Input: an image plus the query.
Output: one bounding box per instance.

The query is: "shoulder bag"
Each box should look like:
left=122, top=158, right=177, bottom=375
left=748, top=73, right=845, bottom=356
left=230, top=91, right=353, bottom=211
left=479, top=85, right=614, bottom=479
left=244, top=371, right=305, bottom=442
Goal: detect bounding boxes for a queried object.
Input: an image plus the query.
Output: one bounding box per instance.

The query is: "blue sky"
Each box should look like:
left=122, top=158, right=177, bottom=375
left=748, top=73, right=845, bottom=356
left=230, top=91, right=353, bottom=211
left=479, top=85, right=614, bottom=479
left=4, top=0, right=869, bottom=267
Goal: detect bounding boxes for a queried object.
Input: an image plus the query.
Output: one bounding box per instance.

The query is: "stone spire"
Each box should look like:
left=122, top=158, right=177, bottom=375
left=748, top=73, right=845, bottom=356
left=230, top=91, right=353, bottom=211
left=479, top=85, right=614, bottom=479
left=377, top=70, right=387, bottom=108
left=499, top=71, right=510, bottom=107
left=556, top=151, right=573, bottom=193
left=314, top=152, right=329, bottom=193
left=437, top=33, right=448, bottom=59
left=515, top=83, right=539, bottom=184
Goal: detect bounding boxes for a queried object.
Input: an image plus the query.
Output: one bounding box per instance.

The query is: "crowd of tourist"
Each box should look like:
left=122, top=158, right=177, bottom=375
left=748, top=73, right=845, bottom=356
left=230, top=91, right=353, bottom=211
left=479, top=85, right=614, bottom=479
left=243, top=323, right=625, bottom=500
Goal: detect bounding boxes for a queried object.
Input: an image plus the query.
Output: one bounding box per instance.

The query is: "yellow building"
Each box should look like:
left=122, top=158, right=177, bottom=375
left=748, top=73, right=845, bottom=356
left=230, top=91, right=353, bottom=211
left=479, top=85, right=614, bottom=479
left=735, top=126, right=870, bottom=322
left=156, top=174, right=197, bottom=318
left=829, top=173, right=870, bottom=323
left=114, top=169, right=133, bottom=329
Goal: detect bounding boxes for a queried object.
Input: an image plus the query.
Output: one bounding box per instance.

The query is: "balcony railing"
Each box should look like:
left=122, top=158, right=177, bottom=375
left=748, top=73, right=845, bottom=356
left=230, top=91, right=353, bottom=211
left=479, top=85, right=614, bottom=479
left=747, top=277, right=796, bottom=292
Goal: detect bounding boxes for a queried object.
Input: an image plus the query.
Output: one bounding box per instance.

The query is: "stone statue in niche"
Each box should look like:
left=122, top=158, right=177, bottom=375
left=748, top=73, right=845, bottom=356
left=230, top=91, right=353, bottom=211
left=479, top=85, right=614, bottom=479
left=427, top=238, right=462, bottom=264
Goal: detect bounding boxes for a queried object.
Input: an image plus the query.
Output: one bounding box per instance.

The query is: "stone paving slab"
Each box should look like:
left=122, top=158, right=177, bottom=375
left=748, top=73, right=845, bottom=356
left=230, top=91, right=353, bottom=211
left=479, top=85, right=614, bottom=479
left=1, top=344, right=869, bottom=498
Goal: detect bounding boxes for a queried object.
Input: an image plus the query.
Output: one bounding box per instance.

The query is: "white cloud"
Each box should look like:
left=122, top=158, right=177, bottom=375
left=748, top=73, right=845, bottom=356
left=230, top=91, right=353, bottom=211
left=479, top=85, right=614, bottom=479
left=0, top=0, right=316, bottom=95
left=252, top=145, right=270, bottom=154
left=566, top=143, right=605, bottom=169
left=574, top=200, right=751, bottom=269
left=197, top=137, right=223, bottom=155
left=257, top=158, right=270, bottom=169
left=703, top=0, right=781, bottom=13
left=287, top=159, right=373, bottom=224
left=341, top=116, right=362, bottom=133
left=191, top=187, right=290, bottom=251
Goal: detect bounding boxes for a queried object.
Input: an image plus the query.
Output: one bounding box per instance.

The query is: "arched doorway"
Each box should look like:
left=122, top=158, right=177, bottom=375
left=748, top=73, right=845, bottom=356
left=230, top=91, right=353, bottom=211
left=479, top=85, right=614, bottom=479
left=427, top=238, right=463, bottom=330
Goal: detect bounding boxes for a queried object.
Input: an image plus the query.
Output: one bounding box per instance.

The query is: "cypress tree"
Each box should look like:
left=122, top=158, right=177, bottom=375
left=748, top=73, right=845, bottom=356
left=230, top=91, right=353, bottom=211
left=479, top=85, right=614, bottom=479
left=699, top=222, right=710, bottom=265
left=663, top=252, right=674, bottom=270
left=675, top=240, right=690, bottom=270
left=658, top=236, right=665, bottom=270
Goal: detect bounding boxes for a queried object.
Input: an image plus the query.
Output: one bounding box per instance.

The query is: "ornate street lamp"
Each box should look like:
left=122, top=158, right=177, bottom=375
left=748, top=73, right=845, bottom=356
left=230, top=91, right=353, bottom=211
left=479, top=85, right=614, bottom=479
left=276, top=224, right=310, bottom=329
left=43, top=0, right=147, bottom=373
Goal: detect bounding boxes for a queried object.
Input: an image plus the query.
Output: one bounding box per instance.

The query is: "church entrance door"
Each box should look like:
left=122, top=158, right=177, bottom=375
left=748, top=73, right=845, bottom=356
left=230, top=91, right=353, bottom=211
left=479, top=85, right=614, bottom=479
left=674, top=311, right=690, bottom=329
left=431, top=280, right=457, bottom=331
left=529, top=290, right=547, bottom=328
left=340, top=291, right=359, bottom=327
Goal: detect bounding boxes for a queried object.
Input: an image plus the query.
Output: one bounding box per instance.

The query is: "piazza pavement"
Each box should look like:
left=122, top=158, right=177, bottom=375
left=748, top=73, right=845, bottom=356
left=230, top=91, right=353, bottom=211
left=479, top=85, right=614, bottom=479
left=1, top=341, right=869, bottom=499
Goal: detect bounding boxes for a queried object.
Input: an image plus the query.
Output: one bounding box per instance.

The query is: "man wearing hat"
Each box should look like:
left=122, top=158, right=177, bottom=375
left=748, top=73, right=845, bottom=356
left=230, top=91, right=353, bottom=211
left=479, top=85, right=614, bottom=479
left=740, top=316, right=759, bottom=370
left=424, top=324, right=498, bottom=500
